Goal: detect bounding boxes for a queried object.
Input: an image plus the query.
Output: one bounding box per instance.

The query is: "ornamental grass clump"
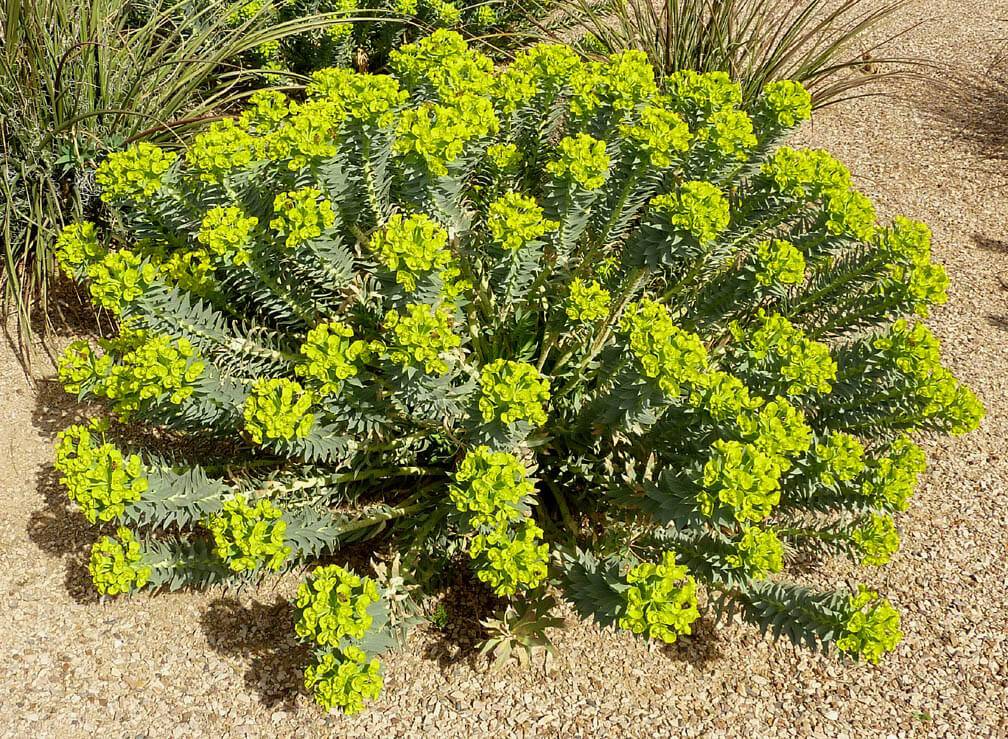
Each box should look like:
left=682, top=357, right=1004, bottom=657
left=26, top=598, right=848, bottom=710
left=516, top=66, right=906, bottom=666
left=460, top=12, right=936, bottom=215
left=53, top=30, right=983, bottom=713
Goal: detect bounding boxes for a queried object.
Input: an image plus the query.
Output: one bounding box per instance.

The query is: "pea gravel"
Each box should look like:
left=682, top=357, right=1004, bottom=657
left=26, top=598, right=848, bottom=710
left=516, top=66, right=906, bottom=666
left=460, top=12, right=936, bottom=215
left=3, top=3, right=1008, bottom=736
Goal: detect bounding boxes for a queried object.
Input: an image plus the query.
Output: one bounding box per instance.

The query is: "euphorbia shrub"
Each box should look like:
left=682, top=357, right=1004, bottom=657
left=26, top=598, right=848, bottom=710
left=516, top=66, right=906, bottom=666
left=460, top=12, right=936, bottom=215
left=53, top=30, right=982, bottom=713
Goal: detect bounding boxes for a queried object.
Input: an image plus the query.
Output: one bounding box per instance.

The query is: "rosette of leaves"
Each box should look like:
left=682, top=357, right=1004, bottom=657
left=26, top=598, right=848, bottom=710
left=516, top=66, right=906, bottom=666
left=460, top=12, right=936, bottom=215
left=52, top=31, right=983, bottom=713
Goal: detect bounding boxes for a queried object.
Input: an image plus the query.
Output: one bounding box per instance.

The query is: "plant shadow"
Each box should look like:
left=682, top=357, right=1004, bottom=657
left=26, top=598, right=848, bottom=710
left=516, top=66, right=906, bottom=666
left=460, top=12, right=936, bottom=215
left=973, top=234, right=1008, bottom=330
left=912, top=59, right=1008, bottom=162
left=200, top=597, right=312, bottom=710
left=420, top=567, right=498, bottom=673
left=25, top=458, right=103, bottom=604
left=660, top=615, right=723, bottom=665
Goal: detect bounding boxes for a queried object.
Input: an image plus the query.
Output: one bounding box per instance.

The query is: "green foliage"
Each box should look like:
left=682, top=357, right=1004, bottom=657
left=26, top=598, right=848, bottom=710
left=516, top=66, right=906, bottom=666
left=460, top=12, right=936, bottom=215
left=52, top=33, right=982, bottom=713
left=227, top=0, right=557, bottom=77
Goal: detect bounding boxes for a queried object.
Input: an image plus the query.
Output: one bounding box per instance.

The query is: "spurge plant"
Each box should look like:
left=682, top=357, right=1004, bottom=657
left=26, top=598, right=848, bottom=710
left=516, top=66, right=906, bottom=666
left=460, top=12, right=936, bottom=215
left=53, top=31, right=983, bottom=713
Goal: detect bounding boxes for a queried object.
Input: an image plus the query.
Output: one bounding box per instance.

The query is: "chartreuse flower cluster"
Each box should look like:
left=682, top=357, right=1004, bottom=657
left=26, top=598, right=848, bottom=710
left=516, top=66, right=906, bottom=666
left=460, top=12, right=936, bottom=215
left=95, top=142, right=176, bottom=202
left=478, top=360, right=551, bottom=426
left=206, top=495, right=291, bottom=572
left=621, top=299, right=709, bottom=397
left=813, top=433, right=866, bottom=486
left=243, top=379, right=315, bottom=444
left=58, top=332, right=205, bottom=418
left=395, top=94, right=499, bottom=177
left=85, top=249, right=157, bottom=313
left=296, top=322, right=376, bottom=395
left=296, top=565, right=381, bottom=646
left=852, top=514, right=900, bottom=566
left=726, top=527, right=784, bottom=579
left=734, top=312, right=837, bottom=395
left=89, top=527, right=152, bottom=596
left=451, top=447, right=547, bottom=595
left=55, top=421, right=148, bottom=524
left=650, top=181, right=730, bottom=245
left=469, top=518, right=549, bottom=596
left=369, top=213, right=452, bottom=292
left=450, top=446, right=535, bottom=527
left=699, top=439, right=783, bottom=523
left=566, top=279, right=611, bottom=322
left=667, top=70, right=741, bottom=115
left=54, top=222, right=105, bottom=277
left=871, top=320, right=983, bottom=434
left=187, top=120, right=256, bottom=183
left=196, top=206, right=258, bottom=266
left=622, top=105, right=691, bottom=168
left=295, top=565, right=384, bottom=714
left=385, top=303, right=461, bottom=375
left=304, top=646, right=383, bottom=714
left=487, top=193, right=558, bottom=251
left=756, top=80, right=813, bottom=129
left=753, top=239, right=806, bottom=287
left=861, top=437, right=927, bottom=511
left=836, top=587, right=903, bottom=663
left=545, top=134, right=610, bottom=190
left=619, top=552, right=700, bottom=644
left=54, top=32, right=983, bottom=711
left=270, top=188, right=336, bottom=248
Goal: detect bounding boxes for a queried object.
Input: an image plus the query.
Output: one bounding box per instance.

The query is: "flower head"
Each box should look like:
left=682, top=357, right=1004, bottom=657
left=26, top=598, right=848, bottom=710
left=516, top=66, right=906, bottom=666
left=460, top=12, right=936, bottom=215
left=55, top=422, right=148, bottom=523
left=304, top=647, right=383, bottom=714
left=621, top=299, right=709, bottom=397
left=566, top=279, right=611, bottom=322
left=89, top=527, right=151, bottom=596
left=468, top=519, right=549, bottom=596
left=296, top=322, right=375, bottom=395
left=95, top=143, right=176, bottom=202
left=650, top=181, right=730, bottom=245
left=546, top=134, right=610, bottom=190
left=487, top=192, right=557, bottom=251
left=385, top=303, right=461, bottom=375
left=451, top=446, right=534, bottom=527
left=295, top=564, right=381, bottom=646
left=619, top=551, right=700, bottom=644
left=197, top=206, right=258, bottom=266
left=243, top=378, right=315, bottom=444
left=206, top=495, right=291, bottom=572
left=270, top=188, right=335, bottom=248
left=836, top=587, right=902, bottom=663
left=478, top=359, right=551, bottom=426
left=370, top=213, right=452, bottom=291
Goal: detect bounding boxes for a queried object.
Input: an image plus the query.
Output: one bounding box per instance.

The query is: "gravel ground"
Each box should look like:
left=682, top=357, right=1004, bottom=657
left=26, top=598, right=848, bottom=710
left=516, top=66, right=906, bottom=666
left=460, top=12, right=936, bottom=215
left=3, top=3, right=1008, bottom=737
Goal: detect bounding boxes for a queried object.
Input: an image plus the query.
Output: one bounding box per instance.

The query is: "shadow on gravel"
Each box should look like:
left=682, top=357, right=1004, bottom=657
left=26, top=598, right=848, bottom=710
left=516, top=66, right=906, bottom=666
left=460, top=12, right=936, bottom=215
left=32, top=377, right=90, bottom=435
left=973, top=234, right=1008, bottom=330
left=910, top=46, right=1008, bottom=162
left=660, top=616, right=723, bottom=665
left=420, top=572, right=496, bottom=672
left=25, top=376, right=107, bottom=604
left=25, top=459, right=102, bottom=604
left=201, top=597, right=311, bottom=710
